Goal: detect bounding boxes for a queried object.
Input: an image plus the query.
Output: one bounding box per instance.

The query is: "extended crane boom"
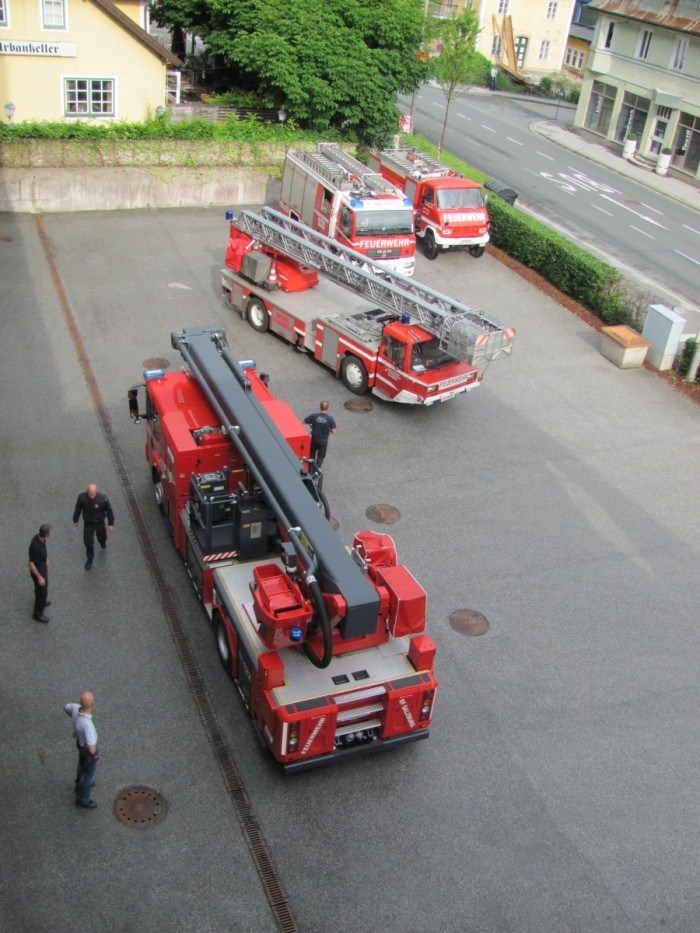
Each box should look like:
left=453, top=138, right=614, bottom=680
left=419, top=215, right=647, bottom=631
left=234, top=207, right=514, bottom=367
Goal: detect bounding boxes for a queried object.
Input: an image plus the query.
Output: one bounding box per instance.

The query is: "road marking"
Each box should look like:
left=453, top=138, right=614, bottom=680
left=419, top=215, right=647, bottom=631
left=599, top=195, right=668, bottom=229
left=640, top=202, right=663, bottom=215
left=457, top=113, right=470, bottom=119
left=507, top=137, right=523, bottom=145
left=630, top=225, right=655, bottom=239
left=537, top=151, right=555, bottom=161
left=480, top=124, right=496, bottom=133
left=673, top=249, right=700, bottom=266
left=682, top=224, right=700, bottom=236
left=592, top=205, right=613, bottom=217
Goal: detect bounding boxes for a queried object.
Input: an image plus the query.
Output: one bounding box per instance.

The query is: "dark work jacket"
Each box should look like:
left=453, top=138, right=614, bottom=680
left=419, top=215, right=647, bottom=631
left=73, top=492, right=115, bottom=527
left=28, top=534, right=48, bottom=576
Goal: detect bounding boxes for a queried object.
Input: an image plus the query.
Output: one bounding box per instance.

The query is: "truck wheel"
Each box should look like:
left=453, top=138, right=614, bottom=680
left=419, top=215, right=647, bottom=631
left=469, top=245, right=486, bottom=258
left=215, top=617, right=234, bottom=677
left=152, top=472, right=165, bottom=514
left=422, top=230, right=439, bottom=260
left=341, top=356, right=369, bottom=395
left=246, top=298, right=269, bottom=333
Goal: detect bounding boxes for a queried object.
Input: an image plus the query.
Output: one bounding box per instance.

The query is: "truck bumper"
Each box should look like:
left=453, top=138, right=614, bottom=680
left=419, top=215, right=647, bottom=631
left=430, top=232, right=490, bottom=249
left=280, top=728, right=430, bottom=774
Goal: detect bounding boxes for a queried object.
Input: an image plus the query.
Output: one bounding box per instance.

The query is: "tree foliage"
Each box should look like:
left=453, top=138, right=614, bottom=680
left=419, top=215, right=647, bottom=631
left=150, top=0, right=428, bottom=143
left=430, top=8, right=480, bottom=155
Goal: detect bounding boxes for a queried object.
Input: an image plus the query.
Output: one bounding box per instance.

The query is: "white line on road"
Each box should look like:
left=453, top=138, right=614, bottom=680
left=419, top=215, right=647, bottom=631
left=630, top=225, right=655, bottom=239
left=457, top=113, right=470, bottom=120
left=537, top=151, right=555, bottom=161
left=682, top=224, right=700, bottom=236
left=507, top=137, right=523, bottom=146
left=673, top=249, right=700, bottom=266
left=599, top=195, right=668, bottom=229
left=640, top=202, right=663, bottom=215
left=592, top=205, right=614, bottom=217
left=480, top=124, right=497, bottom=133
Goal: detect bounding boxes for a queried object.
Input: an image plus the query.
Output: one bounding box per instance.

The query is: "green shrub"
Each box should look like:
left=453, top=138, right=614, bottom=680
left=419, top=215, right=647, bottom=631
left=679, top=338, right=700, bottom=382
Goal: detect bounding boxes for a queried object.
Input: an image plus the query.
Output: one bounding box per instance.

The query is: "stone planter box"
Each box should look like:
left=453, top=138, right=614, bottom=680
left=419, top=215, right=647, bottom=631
left=600, top=326, right=651, bottom=369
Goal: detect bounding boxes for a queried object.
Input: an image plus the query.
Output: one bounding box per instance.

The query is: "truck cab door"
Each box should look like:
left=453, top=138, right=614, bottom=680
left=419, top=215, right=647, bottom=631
left=377, top=335, right=407, bottom=400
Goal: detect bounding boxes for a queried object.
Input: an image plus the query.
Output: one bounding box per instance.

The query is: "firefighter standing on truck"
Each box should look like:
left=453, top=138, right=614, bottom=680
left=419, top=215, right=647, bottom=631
left=304, top=402, right=337, bottom=468
left=73, top=484, right=115, bottom=571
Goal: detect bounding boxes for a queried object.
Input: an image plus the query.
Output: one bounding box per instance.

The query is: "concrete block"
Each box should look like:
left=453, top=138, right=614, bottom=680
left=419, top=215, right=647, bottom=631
left=600, top=326, right=651, bottom=369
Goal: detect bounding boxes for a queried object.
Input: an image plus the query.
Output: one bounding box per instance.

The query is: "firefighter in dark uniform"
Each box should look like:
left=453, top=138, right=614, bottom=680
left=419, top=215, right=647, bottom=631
left=304, top=401, right=337, bottom=468
left=73, top=484, right=115, bottom=570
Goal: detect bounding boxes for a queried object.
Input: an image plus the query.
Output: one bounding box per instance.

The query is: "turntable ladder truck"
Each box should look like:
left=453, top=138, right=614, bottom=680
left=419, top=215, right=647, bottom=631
left=220, top=206, right=515, bottom=405
left=280, top=142, right=416, bottom=275
left=138, top=326, right=437, bottom=771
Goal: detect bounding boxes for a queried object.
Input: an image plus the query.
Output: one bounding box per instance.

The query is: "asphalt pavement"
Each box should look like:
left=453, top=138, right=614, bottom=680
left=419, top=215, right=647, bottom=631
left=1, top=206, right=699, bottom=933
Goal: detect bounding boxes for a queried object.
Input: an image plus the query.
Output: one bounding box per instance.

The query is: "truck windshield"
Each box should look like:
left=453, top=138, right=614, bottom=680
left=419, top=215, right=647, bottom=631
left=354, top=210, right=414, bottom=236
left=410, top=338, right=457, bottom=372
left=437, top=188, right=483, bottom=210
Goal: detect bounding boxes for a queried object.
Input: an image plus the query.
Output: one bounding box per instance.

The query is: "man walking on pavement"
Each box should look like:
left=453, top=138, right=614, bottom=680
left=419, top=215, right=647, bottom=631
left=64, top=692, right=99, bottom=809
left=28, top=523, right=52, bottom=623
left=73, top=484, right=115, bottom=570
left=304, top=401, right=337, bottom=469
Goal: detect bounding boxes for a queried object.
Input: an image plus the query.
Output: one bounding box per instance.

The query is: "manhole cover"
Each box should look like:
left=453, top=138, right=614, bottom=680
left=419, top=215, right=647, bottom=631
left=114, top=786, right=167, bottom=828
left=365, top=504, right=401, bottom=525
left=344, top=399, right=374, bottom=414
left=449, top=610, right=490, bottom=636
left=142, top=357, right=171, bottom=371
left=0, top=235, right=14, bottom=242
left=329, top=516, right=340, bottom=531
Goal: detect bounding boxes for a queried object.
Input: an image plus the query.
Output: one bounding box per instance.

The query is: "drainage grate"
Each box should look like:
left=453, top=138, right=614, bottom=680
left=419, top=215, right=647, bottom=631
left=366, top=504, right=401, bottom=525
left=344, top=398, right=373, bottom=414
left=114, top=786, right=167, bottom=828
left=449, top=610, right=490, bottom=636
left=142, top=357, right=171, bottom=370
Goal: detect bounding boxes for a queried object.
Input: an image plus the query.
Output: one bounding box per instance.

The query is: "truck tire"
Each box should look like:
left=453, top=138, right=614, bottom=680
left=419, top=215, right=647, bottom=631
left=152, top=470, right=165, bottom=514
left=422, top=230, right=439, bottom=260
left=341, top=355, right=369, bottom=395
left=246, top=298, right=269, bottom=333
left=215, top=617, right=234, bottom=677
left=469, top=245, right=486, bottom=258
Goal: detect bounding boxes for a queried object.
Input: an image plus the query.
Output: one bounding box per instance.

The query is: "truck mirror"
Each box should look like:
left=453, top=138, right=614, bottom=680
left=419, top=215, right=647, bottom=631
left=128, top=388, right=142, bottom=425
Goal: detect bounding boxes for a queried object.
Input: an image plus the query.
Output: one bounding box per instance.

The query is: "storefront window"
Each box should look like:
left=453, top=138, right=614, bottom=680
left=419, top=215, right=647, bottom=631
left=673, top=112, right=700, bottom=176
left=584, top=81, right=616, bottom=136
left=614, top=91, right=650, bottom=142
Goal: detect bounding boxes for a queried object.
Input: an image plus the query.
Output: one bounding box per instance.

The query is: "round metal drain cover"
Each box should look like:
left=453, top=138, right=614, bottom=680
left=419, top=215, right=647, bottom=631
left=329, top=516, right=340, bottom=531
left=114, top=786, right=167, bottom=828
left=142, top=357, right=171, bottom=371
left=449, top=610, right=490, bottom=636
left=344, top=398, right=374, bottom=414
left=366, top=504, right=401, bottom=525
left=0, top=235, right=14, bottom=242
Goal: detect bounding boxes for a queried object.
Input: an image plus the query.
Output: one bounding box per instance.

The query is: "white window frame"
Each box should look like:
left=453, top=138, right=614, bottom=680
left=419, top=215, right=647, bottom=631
left=41, top=0, right=67, bottom=30
left=497, top=0, right=510, bottom=15
left=565, top=47, right=584, bottom=69
left=491, top=35, right=502, bottom=58
left=546, top=2, right=558, bottom=20
left=603, top=21, right=614, bottom=49
left=637, top=29, right=652, bottom=60
left=64, top=78, right=116, bottom=118
left=538, top=39, right=551, bottom=61
left=0, top=0, right=9, bottom=29
left=670, top=37, right=688, bottom=71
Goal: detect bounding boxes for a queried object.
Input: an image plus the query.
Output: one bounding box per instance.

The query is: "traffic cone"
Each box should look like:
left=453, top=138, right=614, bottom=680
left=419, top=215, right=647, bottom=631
left=267, top=261, right=279, bottom=289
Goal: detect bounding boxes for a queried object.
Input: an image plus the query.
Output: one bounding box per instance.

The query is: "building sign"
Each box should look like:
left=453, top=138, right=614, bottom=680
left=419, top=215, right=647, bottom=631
left=0, top=40, right=77, bottom=56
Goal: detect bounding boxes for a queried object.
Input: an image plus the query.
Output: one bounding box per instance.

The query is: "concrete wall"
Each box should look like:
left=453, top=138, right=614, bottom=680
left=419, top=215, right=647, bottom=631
left=0, top=140, right=287, bottom=212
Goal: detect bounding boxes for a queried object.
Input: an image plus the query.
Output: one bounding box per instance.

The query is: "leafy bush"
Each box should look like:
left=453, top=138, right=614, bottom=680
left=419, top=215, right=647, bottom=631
left=679, top=338, right=700, bottom=382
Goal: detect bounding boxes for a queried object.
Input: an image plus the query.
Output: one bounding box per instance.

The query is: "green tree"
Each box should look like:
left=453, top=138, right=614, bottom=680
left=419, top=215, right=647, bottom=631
left=150, top=0, right=427, bottom=144
left=430, top=8, right=480, bottom=156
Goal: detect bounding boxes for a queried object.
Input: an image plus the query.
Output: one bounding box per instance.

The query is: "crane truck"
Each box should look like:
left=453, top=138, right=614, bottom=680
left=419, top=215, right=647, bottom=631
left=220, top=207, right=515, bottom=406
left=279, top=143, right=416, bottom=276
left=367, top=147, right=490, bottom=260
left=130, top=327, right=437, bottom=772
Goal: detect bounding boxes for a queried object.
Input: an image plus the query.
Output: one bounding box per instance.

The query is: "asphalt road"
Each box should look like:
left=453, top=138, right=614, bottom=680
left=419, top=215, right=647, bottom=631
left=406, top=85, right=700, bottom=314
left=1, top=207, right=699, bottom=933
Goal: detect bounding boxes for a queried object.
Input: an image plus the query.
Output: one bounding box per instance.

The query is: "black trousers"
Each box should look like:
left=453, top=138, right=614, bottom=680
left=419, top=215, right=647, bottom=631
left=311, top=442, right=328, bottom=468
left=31, top=573, right=48, bottom=615
left=83, top=524, right=107, bottom=561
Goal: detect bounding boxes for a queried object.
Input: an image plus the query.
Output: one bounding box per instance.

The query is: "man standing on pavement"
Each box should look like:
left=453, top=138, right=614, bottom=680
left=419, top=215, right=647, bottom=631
left=73, top=484, right=115, bottom=571
left=304, top=401, right=337, bottom=468
left=64, top=692, right=99, bottom=809
left=28, top=523, right=52, bottom=623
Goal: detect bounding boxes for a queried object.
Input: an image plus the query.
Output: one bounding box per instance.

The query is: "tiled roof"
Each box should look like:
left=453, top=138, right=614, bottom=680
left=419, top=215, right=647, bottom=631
left=588, top=0, right=700, bottom=35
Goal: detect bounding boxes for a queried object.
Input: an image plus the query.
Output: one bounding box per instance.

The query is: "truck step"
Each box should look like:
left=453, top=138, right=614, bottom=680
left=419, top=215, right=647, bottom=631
left=335, top=685, right=387, bottom=705
left=335, top=718, right=382, bottom=737
left=336, top=702, right=385, bottom=724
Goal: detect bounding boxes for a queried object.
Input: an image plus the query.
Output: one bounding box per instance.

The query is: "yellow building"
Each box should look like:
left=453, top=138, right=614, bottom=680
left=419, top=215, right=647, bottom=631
left=0, top=0, right=180, bottom=123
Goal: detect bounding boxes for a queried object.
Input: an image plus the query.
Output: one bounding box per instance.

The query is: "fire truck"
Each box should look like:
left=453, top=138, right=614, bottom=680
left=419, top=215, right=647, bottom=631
left=131, top=327, right=437, bottom=771
left=279, top=143, right=416, bottom=276
left=367, top=147, right=490, bottom=260
left=220, top=207, right=515, bottom=406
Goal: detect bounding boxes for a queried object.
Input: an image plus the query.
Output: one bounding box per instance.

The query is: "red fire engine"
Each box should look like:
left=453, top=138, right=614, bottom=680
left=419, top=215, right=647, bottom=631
left=131, top=327, right=437, bottom=771
left=220, top=207, right=515, bottom=405
left=367, top=147, right=490, bottom=260
left=279, top=143, right=416, bottom=276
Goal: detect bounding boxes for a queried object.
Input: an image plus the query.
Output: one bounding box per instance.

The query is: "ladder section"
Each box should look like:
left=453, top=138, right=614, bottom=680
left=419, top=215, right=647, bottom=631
left=315, top=143, right=401, bottom=197
left=234, top=208, right=515, bottom=366
left=376, top=148, right=454, bottom=181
